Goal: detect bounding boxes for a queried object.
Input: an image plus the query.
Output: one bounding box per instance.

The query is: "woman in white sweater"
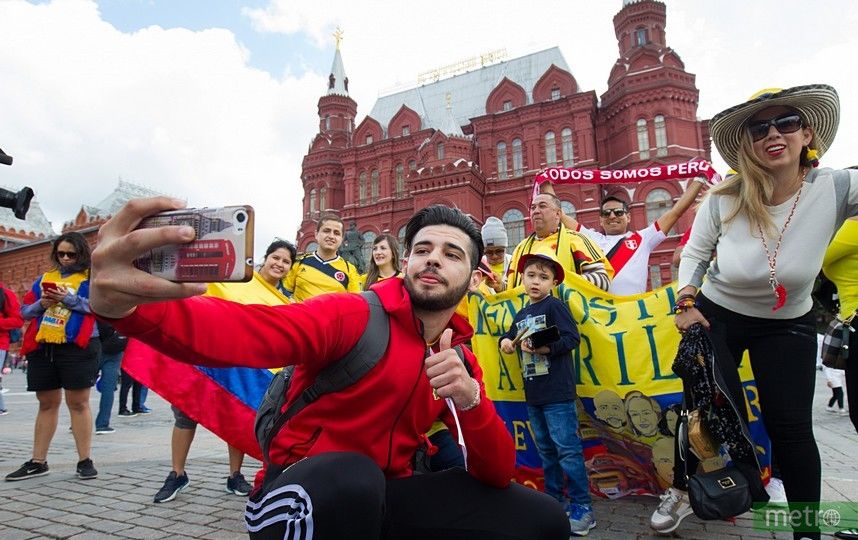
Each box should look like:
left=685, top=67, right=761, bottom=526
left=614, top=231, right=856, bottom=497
left=651, top=85, right=858, bottom=540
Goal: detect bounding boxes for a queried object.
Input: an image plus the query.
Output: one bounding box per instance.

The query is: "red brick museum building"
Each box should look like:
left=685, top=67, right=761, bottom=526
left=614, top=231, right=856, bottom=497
left=297, top=0, right=711, bottom=288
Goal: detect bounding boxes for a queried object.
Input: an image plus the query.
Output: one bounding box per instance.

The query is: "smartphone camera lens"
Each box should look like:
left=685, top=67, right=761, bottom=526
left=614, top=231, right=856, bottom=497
left=235, top=211, right=246, bottom=223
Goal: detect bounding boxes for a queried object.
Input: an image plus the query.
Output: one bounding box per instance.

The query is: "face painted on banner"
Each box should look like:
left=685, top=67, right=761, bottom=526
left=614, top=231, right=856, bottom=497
left=593, top=390, right=628, bottom=432
left=651, top=437, right=674, bottom=488
left=625, top=391, right=661, bottom=438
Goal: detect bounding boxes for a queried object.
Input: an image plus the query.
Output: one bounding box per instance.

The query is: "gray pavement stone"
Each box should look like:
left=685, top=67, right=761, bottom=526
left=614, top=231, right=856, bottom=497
left=34, top=524, right=87, bottom=538
left=115, top=526, right=164, bottom=539
left=66, top=532, right=119, bottom=540
left=0, top=526, right=40, bottom=540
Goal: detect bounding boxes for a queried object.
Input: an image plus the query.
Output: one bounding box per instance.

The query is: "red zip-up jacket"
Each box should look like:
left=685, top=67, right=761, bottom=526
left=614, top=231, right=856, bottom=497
left=109, top=278, right=515, bottom=488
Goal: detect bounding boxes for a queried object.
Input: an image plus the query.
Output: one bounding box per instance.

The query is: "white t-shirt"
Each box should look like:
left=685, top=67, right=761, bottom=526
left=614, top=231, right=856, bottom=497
left=579, top=222, right=667, bottom=296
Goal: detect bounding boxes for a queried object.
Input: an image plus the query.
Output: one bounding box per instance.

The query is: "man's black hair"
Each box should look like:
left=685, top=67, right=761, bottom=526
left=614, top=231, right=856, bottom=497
left=404, top=205, right=483, bottom=271
left=316, top=212, right=343, bottom=232
left=600, top=196, right=629, bottom=212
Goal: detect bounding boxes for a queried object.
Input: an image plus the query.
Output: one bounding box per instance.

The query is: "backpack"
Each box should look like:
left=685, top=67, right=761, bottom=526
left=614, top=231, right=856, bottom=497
left=254, top=290, right=390, bottom=464
left=253, top=289, right=469, bottom=467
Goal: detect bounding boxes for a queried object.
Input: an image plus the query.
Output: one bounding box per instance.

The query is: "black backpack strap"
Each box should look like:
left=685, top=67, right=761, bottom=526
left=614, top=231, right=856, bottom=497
left=262, top=290, right=389, bottom=464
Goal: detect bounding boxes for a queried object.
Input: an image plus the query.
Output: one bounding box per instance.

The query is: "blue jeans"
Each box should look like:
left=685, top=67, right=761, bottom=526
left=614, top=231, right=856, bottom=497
left=95, top=351, right=122, bottom=429
left=527, top=400, right=591, bottom=506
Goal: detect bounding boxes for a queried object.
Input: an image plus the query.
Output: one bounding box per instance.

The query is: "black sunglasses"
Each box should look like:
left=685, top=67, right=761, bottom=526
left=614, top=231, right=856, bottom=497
left=746, top=113, right=803, bottom=142
left=56, top=251, right=78, bottom=259
left=600, top=208, right=627, bottom=217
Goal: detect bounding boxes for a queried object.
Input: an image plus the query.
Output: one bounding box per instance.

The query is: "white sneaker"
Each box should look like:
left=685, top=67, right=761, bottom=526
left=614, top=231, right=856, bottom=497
left=765, top=477, right=787, bottom=504
left=650, top=487, right=693, bottom=533
left=840, top=409, right=850, bottom=416
left=827, top=406, right=837, bottom=413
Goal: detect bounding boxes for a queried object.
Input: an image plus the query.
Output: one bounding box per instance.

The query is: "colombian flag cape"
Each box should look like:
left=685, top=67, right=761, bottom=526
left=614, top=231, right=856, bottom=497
left=122, top=272, right=289, bottom=461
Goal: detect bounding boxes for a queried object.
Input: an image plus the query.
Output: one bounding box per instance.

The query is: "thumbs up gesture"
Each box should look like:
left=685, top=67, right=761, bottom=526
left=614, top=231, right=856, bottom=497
left=424, top=328, right=481, bottom=411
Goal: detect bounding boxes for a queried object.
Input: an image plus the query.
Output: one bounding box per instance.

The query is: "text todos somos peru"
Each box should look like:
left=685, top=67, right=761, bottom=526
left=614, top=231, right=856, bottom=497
left=532, top=158, right=722, bottom=197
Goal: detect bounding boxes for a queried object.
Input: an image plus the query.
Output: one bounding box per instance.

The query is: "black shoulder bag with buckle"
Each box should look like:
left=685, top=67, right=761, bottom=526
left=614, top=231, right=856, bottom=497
left=680, top=404, right=752, bottom=520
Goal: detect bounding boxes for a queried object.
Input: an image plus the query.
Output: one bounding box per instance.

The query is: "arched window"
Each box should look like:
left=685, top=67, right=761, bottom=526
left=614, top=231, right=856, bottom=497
left=324, top=115, right=331, bottom=130
left=371, top=169, right=379, bottom=200
left=654, top=114, right=667, bottom=157
left=512, top=138, right=524, bottom=177
left=561, top=200, right=577, bottom=220
left=496, top=142, right=508, bottom=180
left=646, top=188, right=672, bottom=225
left=359, top=172, right=367, bottom=203
left=319, top=186, right=327, bottom=212
left=561, top=128, right=574, bottom=167
left=309, top=188, right=317, bottom=215
left=502, top=209, right=526, bottom=250
left=361, top=231, right=377, bottom=266
left=436, top=142, right=445, bottom=160
left=637, top=119, right=650, bottom=160
left=544, top=131, right=557, bottom=167
left=395, top=163, right=405, bottom=196
left=409, top=159, right=417, bottom=172
left=635, top=27, right=648, bottom=46
left=398, top=225, right=407, bottom=254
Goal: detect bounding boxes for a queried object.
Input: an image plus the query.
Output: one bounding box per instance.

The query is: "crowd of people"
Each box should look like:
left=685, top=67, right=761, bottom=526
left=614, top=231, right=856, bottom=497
left=1, top=83, right=857, bottom=540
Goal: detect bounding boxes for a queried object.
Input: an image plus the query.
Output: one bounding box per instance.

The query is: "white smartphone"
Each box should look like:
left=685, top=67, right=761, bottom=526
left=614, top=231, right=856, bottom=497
left=132, top=205, right=254, bottom=283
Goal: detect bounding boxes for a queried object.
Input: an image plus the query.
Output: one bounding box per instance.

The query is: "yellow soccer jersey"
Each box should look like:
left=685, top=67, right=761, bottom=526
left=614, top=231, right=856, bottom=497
left=507, top=225, right=614, bottom=291
left=281, top=253, right=361, bottom=302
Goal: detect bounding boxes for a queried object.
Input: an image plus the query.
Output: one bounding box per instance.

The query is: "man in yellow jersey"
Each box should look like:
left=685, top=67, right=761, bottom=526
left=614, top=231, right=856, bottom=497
left=507, top=193, right=613, bottom=291
left=282, top=213, right=361, bottom=301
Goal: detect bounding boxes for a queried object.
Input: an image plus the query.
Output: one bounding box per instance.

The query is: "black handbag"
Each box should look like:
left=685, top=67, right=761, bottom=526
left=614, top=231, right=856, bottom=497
left=821, top=316, right=854, bottom=370
left=686, top=466, right=752, bottom=520
left=680, top=403, right=752, bottom=520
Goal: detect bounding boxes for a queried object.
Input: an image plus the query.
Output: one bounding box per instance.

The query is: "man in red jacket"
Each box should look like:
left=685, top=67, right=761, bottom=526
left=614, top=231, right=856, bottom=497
left=90, top=199, right=570, bottom=540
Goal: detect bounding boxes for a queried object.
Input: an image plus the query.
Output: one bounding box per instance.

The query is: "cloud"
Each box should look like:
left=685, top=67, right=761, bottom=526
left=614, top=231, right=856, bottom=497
left=0, top=0, right=323, bottom=258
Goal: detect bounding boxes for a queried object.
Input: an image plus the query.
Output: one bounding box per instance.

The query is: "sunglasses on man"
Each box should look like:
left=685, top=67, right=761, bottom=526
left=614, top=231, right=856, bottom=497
left=746, top=113, right=803, bottom=142
left=600, top=208, right=627, bottom=218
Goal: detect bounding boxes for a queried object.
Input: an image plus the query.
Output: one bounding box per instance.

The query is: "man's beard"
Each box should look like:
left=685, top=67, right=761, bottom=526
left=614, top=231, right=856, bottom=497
left=404, top=268, right=471, bottom=311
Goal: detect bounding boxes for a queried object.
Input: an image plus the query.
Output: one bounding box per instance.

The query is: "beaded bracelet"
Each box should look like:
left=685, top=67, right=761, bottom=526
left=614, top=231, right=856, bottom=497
left=672, top=298, right=698, bottom=314
left=459, top=377, right=481, bottom=411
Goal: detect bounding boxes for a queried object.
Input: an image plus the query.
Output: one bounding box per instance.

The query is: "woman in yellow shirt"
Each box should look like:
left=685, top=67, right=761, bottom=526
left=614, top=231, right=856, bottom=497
left=823, top=216, right=858, bottom=540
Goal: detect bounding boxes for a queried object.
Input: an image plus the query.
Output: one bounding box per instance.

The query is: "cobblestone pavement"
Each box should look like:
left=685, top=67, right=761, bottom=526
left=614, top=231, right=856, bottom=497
left=0, top=366, right=855, bottom=539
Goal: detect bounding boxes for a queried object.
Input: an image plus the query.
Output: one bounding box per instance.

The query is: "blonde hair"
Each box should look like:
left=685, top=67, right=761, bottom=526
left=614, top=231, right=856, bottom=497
left=710, top=129, right=820, bottom=237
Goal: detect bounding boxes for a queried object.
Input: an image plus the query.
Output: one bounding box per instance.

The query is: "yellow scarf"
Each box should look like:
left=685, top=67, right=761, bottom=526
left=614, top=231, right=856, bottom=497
left=35, top=269, right=88, bottom=344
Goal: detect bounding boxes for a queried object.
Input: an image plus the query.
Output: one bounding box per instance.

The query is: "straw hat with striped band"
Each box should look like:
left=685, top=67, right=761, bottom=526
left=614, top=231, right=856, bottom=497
left=710, top=84, right=840, bottom=171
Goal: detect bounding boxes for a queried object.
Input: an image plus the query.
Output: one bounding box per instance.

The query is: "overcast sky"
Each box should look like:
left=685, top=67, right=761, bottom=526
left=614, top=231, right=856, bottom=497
left=1, top=0, right=856, bottom=259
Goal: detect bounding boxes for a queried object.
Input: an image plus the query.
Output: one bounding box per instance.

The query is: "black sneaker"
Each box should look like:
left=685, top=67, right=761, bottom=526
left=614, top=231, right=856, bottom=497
left=6, top=460, right=49, bottom=481
left=118, top=410, right=138, bottom=418
left=95, top=426, right=116, bottom=435
left=76, top=458, right=98, bottom=479
left=154, top=471, right=189, bottom=503
left=226, top=471, right=252, bottom=496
